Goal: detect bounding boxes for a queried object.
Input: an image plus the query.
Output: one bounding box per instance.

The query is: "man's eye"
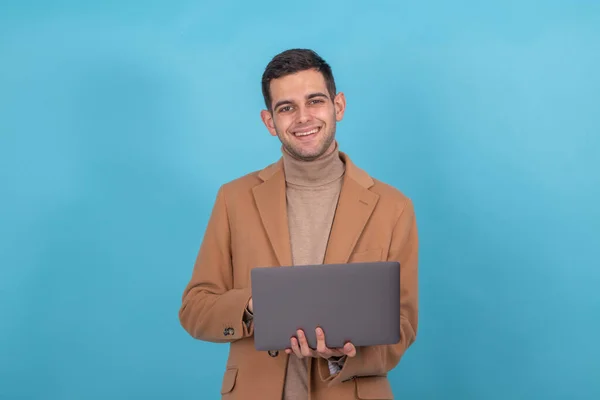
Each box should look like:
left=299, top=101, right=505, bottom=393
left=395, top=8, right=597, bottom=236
left=310, top=99, right=324, bottom=104
left=279, top=106, right=291, bottom=113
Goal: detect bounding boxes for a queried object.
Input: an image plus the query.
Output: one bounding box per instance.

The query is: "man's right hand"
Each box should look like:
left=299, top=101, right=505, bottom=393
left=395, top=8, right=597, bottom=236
left=248, top=297, right=253, bottom=313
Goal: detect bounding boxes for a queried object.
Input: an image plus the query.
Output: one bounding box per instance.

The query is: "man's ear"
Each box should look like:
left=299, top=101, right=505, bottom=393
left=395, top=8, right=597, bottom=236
left=260, top=109, right=278, bottom=137
left=333, top=92, right=346, bottom=122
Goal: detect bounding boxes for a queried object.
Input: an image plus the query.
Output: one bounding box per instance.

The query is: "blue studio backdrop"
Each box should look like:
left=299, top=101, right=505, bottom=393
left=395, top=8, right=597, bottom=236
left=1, top=1, right=599, bottom=399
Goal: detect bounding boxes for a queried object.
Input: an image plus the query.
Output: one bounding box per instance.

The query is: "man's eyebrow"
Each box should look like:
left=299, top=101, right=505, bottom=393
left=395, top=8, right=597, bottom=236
left=273, top=92, right=330, bottom=110
left=307, top=92, right=329, bottom=100
left=273, top=99, right=293, bottom=110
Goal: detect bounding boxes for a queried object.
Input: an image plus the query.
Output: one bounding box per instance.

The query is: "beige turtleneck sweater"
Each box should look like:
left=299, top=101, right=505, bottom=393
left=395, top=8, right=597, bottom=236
left=281, top=143, right=346, bottom=400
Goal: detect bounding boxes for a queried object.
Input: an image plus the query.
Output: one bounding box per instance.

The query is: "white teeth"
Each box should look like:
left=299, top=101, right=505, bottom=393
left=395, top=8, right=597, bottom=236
left=294, top=128, right=319, bottom=137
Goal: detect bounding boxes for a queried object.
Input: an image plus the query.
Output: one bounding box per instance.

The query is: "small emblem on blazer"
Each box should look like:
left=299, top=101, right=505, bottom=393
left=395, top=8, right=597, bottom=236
left=223, top=327, right=235, bottom=336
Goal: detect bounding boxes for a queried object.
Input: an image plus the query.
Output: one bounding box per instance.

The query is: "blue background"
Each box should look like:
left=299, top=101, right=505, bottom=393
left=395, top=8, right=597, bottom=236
left=1, top=1, right=599, bottom=399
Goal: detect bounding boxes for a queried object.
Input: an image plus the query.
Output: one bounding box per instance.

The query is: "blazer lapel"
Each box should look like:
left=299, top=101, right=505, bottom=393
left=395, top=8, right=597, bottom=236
left=323, top=155, right=379, bottom=264
left=252, top=151, right=377, bottom=267
left=252, top=162, right=293, bottom=267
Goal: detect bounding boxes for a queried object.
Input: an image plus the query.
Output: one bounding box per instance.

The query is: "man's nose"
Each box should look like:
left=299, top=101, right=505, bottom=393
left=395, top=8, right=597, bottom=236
left=296, top=105, right=310, bottom=124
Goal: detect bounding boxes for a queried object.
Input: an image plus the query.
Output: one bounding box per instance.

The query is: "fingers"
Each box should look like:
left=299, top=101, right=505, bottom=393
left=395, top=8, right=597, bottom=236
left=296, top=330, right=313, bottom=357
left=315, top=327, right=332, bottom=358
left=315, top=327, right=347, bottom=358
left=289, top=330, right=313, bottom=358
left=287, top=328, right=355, bottom=359
left=343, top=342, right=357, bottom=357
left=290, top=336, right=303, bottom=358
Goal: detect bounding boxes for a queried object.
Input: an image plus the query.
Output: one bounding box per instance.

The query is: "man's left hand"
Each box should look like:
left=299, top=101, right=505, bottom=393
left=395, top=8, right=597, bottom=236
left=285, top=327, right=357, bottom=359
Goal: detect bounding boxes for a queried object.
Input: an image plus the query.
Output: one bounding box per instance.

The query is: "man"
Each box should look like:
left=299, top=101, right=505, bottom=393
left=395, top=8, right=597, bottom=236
left=179, top=49, right=418, bottom=399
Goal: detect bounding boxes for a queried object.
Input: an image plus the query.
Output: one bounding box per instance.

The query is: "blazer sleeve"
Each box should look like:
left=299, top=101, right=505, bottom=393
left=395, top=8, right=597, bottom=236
left=317, top=198, right=419, bottom=385
left=179, top=185, right=254, bottom=343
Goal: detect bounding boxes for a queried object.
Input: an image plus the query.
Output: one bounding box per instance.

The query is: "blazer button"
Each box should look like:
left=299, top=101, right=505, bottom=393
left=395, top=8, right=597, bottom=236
left=268, top=350, right=279, bottom=357
left=223, top=327, right=235, bottom=336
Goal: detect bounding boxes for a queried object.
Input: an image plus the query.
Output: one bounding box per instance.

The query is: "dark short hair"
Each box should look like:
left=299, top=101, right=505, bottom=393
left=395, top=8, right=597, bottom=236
left=261, top=49, right=337, bottom=111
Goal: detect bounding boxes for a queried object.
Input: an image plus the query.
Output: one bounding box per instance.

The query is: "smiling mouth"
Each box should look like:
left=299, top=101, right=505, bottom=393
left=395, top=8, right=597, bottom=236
left=293, top=127, right=321, bottom=137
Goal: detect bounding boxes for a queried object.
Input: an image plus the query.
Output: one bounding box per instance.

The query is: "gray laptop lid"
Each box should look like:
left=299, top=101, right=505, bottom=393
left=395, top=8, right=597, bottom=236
left=250, top=261, right=400, bottom=351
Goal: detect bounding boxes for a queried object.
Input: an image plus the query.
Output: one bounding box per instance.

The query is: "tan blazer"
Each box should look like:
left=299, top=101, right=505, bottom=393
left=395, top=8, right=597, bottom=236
left=179, top=152, right=418, bottom=400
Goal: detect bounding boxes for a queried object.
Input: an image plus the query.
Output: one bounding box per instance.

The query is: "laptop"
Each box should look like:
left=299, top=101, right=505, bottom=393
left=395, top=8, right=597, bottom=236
left=250, top=261, right=400, bottom=351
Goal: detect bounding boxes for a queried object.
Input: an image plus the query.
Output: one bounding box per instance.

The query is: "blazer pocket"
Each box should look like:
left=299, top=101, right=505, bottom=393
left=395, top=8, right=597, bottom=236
left=348, top=248, right=383, bottom=263
left=355, top=375, right=394, bottom=399
left=220, top=367, right=238, bottom=395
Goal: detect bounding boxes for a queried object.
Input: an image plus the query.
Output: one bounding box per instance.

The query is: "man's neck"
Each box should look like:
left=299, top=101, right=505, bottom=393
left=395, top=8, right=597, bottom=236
left=281, top=142, right=345, bottom=187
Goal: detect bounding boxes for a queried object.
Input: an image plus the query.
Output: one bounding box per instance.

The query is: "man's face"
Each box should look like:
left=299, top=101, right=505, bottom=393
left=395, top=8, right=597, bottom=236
left=261, top=69, right=346, bottom=161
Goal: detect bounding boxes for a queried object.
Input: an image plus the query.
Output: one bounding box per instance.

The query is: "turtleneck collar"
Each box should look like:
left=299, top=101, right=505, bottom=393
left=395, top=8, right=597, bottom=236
left=281, top=141, right=346, bottom=187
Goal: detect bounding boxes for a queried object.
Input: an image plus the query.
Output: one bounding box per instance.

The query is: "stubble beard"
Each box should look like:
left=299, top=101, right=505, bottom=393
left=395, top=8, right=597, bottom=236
left=278, top=123, right=336, bottom=162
